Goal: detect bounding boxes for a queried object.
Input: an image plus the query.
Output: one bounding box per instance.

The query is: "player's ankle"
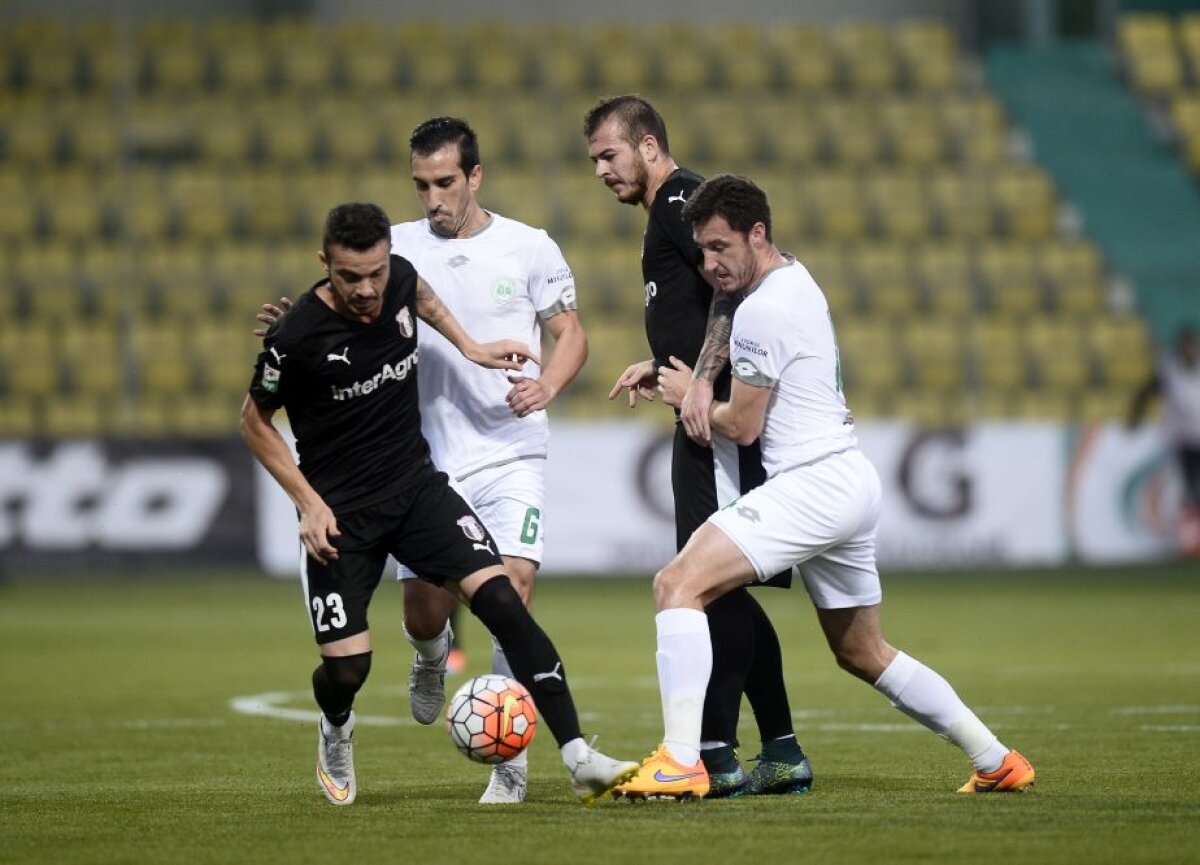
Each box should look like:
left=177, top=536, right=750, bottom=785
left=761, top=734, right=805, bottom=765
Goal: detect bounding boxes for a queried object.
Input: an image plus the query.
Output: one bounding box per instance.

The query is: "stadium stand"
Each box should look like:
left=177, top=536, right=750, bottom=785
left=0, top=16, right=1151, bottom=434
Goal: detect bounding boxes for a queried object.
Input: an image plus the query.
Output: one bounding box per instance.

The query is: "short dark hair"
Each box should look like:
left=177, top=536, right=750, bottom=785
left=323, top=202, right=391, bottom=257
left=583, top=94, right=670, bottom=154
left=409, top=116, right=481, bottom=175
left=681, top=174, right=772, bottom=242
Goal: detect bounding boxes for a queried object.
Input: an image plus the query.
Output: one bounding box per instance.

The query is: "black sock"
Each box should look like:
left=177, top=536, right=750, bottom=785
left=701, top=743, right=740, bottom=774
left=762, top=734, right=806, bottom=765
left=469, top=575, right=582, bottom=747
left=742, top=593, right=797, bottom=743
left=312, top=652, right=372, bottom=727
left=701, top=588, right=756, bottom=746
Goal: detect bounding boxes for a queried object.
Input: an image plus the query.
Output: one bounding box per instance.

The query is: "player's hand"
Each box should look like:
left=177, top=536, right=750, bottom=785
left=608, top=359, right=657, bottom=408
left=657, top=356, right=692, bottom=410
left=469, top=340, right=540, bottom=371
left=680, top=375, right=714, bottom=446
left=298, top=500, right=341, bottom=565
left=253, top=296, right=293, bottom=337
left=506, top=376, right=554, bottom=417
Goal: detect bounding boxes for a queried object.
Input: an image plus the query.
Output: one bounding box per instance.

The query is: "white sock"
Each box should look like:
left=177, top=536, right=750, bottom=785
left=321, top=711, right=354, bottom=740
left=491, top=635, right=514, bottom=678
left=505, top=749, right=529, bottom=769
left=873, top=651, right=1008, bottom=773
left=560, top=736, right=588, bottom=768
left=655, top=607, right=712, bottom=767
left=404, top=622, right=451, bottom=664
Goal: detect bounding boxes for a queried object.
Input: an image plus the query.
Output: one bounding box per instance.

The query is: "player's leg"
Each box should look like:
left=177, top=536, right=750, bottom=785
left=727, top=439, right=810, bottom=794
left=615, top=522, right=759, bottom=800
left=399, top=468, right=637, bottom=802
left=302, top=529, right=388, bottom=806
left=672, top=429, right=754, bottom=788
left=400, top=577, right=457, bottom=724
left=801, top=450, right=1032, bottom=793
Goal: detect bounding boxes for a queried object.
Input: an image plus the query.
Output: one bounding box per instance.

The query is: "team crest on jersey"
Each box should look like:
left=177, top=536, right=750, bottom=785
left=457, top=515, right=487, bottom=542
left=261, top=364, right=280, bottom=392
left=490, top=277, right=516, bottom=306
left=395, top=307, right=413, bottom=338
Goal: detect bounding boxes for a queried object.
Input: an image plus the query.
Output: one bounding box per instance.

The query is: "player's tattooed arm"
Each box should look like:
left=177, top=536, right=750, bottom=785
left=415, top=276, right=539, bottom=371
left=680, top=290, right=746, bottom=445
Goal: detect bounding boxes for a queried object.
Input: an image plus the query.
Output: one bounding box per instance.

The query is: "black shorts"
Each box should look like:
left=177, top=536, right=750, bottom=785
left=671, top=423, right=792, bottom=589
left=302, top=465, right=502, bottom=645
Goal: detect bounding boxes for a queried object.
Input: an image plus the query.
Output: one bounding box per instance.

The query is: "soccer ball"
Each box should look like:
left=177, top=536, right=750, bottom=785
left=446, top=674, right=538, bottom=764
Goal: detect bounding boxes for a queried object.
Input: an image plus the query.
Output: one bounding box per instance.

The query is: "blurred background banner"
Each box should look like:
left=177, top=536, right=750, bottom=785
left=0, top=438, right=256, bottom=571
left=241, top=419, right=1172, bottom=576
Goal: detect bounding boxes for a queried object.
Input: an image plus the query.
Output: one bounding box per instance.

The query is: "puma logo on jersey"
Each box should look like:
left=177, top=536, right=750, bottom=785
left=326, top=347, right=351, bottom=365
left=667, top=192, right=688, bottom=205
left=532, top=662, right=563, bottom=683
left=269, top=347, right=286, bottom=363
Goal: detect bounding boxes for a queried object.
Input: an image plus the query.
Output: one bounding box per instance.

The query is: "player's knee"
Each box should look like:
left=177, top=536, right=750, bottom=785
left=319, top=652, right=372, bottom=693
left=830, top=644, right=884, bottom=683
left=653, top=558, right=698, bottom=609
left=469, top=574, right=527, bottom=637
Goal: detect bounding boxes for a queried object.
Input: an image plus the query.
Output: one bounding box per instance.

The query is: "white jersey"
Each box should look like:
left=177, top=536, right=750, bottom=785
left=391, top=213, right=577, bottom=480
left=728, top=258, right=856, bottom=476
left=1160, top=353, right=1200, bottom=448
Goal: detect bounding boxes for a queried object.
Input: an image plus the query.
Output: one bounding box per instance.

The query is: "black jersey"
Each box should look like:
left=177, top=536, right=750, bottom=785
left=641, top=167, right=733, bottom=400
left=248, top=254, right=430, bottom=512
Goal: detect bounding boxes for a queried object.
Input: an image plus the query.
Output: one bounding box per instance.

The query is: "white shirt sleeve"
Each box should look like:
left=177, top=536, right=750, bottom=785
left=527, top=231, right=577, bottom=320
left=730, top=294, right=797, bottom=388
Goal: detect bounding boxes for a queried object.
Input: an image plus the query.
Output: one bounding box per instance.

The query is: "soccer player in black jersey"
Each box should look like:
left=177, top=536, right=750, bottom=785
left=584, top=96, right=812, bottom=797
left=241, top=203, right=636, bottom=806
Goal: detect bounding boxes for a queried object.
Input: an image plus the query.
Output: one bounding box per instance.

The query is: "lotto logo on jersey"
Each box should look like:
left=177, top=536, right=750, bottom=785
left=490, top=277, right=516, bottom=305
left=396, top=308, right=414, bottom=338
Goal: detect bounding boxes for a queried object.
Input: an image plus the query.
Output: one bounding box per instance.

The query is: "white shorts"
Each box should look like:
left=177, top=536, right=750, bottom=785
left=397, top=458, right=545, bottom=579
left=707, top=447, right=882, bottom=609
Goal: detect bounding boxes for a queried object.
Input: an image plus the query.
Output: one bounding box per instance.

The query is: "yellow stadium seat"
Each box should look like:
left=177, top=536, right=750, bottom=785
left=0, top=325, right=60, bottom=395
left=901, top=318, right=967, bottom=390
left=1013, top=388, right=1077, bottom=422
left=851, top=242, right=919, bottom=317
left=803, top=170, right=867, bottom=240
left=798, top=242, right=855, bottom=317
left=832, top=21, right=899, bottom=94
left=991, top=165, right=1057, bottom=238
left=845, top=385, right=891, bottom=419
left=915, top=240, right=974, bottom=318
left=130, top=324, right=195, bottom=394
left=1079, top=387, right=1131, bottom=423
left=894, top=20, right=959, bottom=92
left=838, top=318, right=904, bottom=392
left=879, top=99, right=945, bottom=165
left=62, top=322, right=123, bottom=396
left=1026, top=317, right=1090, bottom=390
left=211, top=39, right=272, bottom=94
left=753, top=98, right=820, bottom=167
left=864, top=170, right=932, bottom=240
left=0, top=198, right=38, bottom=242
left=972, top=389, right=1016, bottom=419
left=710, top=24, right=774, bottom=91
left=483, top=171, right=554, bottom=232
left=1, top=113, right=59, bottom=166
left=770, top=24, right=835, bottom=93
left=971, top=318, right=1028, bottom=389
left=43, top=394, right=110, bottom=437
left=593, top=41, right=653, bottom=94
left=651, top=23, right=709, bottom=92
left=1088, top=316, right=1153, bottom=387
left=892, top=387, right=967, bottom=428
left=111, top=398, right=176, bottom=437
left=1038, top=238, right=1106, bottom=314
left=816, top=99, right=883, bottom=165
left=0, top=396, right=38, bottom=437
left=977, top=240, right=1043, bottom=316
left=174, top=394, right=240, bottom=435
left=928, top=169, right=991, bottom=237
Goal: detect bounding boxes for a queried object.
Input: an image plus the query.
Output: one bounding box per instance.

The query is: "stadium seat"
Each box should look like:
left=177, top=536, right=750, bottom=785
left=770, top=23, right=836, bottom=93
left=1118, top=13, right=1185, bottom=98
left=1012, top=388, right=1076, bottom=422
left=971, top=318, right=1028, bottom=390
left=710, top=24, right=775, bottom=91
left=1025, top=317, right=1090, bottom=390
left=43, top=393, right=110, bottom=437
left=892, top=387, right=967, bottom=428
left=832, top=21, right=899, bottom=94
left=879, top=99, right=946, bottom=166
left=0, top=396, right=38, bottom=437
left=851, top=242, right=920, bottom=317
left=838, top=318, right=905, bottom=392
left=1088, top=316, right=1152, bottom=387
left=797, top=242, right=855, bottom=317
left=804, top=170, right=868, bottom=239
left=915, top=240, right=975, bottom=318
left=0, top=324, right=60, bottom=396
left=894, top=19, right=960, bottom=92
left=863, top=170, right=932, bottom=240
left=901, top=318, right=968, bottom=390
left=991, top=165, right=1057, bottom=238
left=976, top=240, right=1043, bottom=316
left=1038, top=238, right=1105, bottom=314
left=816, top=99, right=883, bottom=165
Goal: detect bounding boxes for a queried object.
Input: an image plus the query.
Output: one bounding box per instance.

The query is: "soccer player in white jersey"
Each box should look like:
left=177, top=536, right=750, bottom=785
left=614, top=175, right=1035, bottom=800
left=257, top=118, right=587, bottom=804
left=396, top=117, right=586, bottom=804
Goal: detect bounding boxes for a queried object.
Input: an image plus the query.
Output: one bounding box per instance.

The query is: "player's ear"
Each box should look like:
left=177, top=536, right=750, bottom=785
left=639, top=134, right=659, bottom=162
left=468, top=163, right=483, bottom=193
left=317, top=249, right=328, bottom=269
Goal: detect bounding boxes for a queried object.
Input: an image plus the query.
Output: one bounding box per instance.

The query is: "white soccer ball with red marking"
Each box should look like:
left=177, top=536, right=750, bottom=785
left=446, top=674, right=538, bottom=764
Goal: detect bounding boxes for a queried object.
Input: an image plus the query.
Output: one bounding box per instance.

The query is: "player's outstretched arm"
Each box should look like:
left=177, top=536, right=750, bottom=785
left=239, top=395, right=341, bottom=564
left=608, top=359, right=657, bottom=408
left=414, top=276, right=539, bottom=371
left=506, top=310, right=588, bottom=418
left=252, top=297, right=293, bottom=338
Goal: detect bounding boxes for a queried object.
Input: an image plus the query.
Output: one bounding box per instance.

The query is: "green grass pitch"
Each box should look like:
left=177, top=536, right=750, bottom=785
left=2, top=563, right=1198, bottom=865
